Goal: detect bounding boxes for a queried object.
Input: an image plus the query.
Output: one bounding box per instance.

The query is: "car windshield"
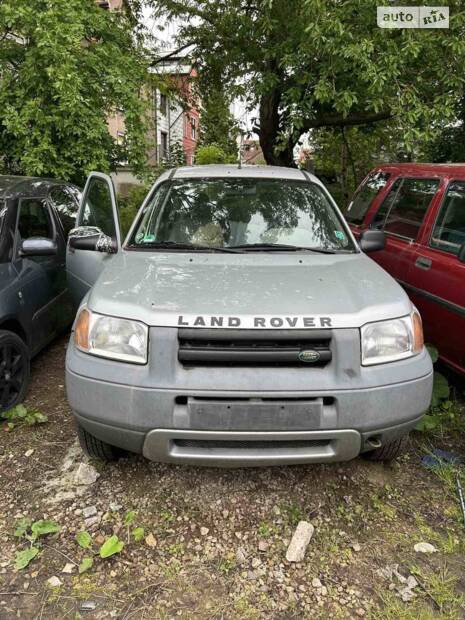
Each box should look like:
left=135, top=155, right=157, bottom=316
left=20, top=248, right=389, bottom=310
left=129, top=178, right=355, bottom=252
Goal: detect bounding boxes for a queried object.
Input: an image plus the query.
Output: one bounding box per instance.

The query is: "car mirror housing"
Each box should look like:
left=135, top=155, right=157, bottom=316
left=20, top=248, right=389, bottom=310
left=20, top=237, right=57, bottom=257
left=458, top=243, right=465, bottom=264
left=69, top=226, right=117, bottom=253
left=360, top=230, right=385, bottom=252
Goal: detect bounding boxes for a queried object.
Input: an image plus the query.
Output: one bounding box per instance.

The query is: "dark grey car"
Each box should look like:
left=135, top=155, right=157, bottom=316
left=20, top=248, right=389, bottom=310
left=0, top=176, right=81, bottom=412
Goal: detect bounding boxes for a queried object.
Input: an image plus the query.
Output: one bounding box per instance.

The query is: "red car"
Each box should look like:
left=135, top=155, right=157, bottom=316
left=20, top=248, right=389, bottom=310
left=346, top=163, right=465, bottom=376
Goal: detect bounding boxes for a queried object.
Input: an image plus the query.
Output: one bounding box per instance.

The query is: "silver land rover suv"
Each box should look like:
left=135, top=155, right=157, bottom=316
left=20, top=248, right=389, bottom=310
left=65, top=165, right=433, bottom=466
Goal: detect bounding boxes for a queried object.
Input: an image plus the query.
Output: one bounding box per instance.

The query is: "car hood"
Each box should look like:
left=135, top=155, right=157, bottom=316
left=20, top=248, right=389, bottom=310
left=87, top=251, right=412, bottom=329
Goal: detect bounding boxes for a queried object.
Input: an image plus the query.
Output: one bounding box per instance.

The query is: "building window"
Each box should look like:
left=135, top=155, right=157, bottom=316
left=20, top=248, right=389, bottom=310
left=159, top=93, right=168, bottom=116
left=160, top=131, right=168, bottom=159
left=191, top=118, right=197, bottom=140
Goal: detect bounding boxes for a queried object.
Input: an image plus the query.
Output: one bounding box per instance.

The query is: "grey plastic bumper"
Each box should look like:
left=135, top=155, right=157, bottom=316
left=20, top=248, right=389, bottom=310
left=142, top=428, right=361, bottom=467
left=73, top=413, right=422, bottom=467
left=69, top=373, right=431, bottom=466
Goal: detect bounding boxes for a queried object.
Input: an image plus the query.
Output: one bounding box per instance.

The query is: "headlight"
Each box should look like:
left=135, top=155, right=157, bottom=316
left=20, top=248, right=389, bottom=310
left=74, top=308, right=148, bottom=364
left=361, top=310, right=423, bottom=366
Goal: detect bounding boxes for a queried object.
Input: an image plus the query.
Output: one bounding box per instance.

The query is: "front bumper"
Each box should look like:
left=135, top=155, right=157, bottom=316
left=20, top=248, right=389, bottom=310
left=67, top=364, right=432, bottom=466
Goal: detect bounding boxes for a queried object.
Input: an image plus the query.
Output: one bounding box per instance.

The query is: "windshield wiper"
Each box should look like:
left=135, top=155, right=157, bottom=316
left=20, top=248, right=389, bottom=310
left=229, top=243, right=340, bottom=254
left=128, top=241, right=243, bottom=253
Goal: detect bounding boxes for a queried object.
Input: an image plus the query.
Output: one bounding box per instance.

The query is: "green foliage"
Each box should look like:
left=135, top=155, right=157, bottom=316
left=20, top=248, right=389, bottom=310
left=14, top=518, right=32, bottom=538
left=79, top=557, right=93, bottom=574
left=132, top=527, right=145, bottom=542
left=3, top=404, right=47, bottom=430
left=14, top=517, right=60, bottom=543
left=199, top=86, right=238, bottom=157
left=195, top=144, right=234, bottom=165
left=13, top=518, right=60, bottom=570
left=426, top=344, right=439, bottom=364
left=118, top=184, right=150, bottom=237
left=426, top=126, right=465, bottom=164
left=99, top=535, right=124, bottom=558
left=416, top=345, right=460, bottom=433
left=163, top=142, right=186, bottom=168
left=15, top=546, right=39, bottom=570
left=76, top=531, right=92, bottom=549
left=431, top=373, right=451, bottom=408
left=123, top=511, right=136, bottom=527
left=0, top=0, right=153, bottom=183
left=150, top=0, right=465, bottom=166
left=30, top=520, right=61, bottom=541
left=312, top=122, right=423, bottom=207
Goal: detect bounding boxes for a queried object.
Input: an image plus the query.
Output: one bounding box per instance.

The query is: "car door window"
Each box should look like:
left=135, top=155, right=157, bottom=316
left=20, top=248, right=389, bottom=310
left=17, top=199, right=54, bottom=240
left=346, top=171, right=390, bottom=225
left=49, top=187, right=79, bottom=236
left=371, top=177, right=439, bottom=240
left=0, top=200, right=12, bottom=263
left=430, top=181, right=465, bottom=255
left=79, top=177, right=118, bottom=238
left=0, top=201, right=6, bottom=238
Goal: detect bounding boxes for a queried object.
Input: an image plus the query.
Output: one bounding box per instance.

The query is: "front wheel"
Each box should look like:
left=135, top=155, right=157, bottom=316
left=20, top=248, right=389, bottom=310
left=0, top=330, right=30, bottom=415
left=77, top=424, right=124, bottom=462
left=362, top=434, right=409, bottom=462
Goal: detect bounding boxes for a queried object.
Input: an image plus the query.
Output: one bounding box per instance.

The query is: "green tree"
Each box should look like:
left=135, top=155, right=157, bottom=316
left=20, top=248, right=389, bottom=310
left=195, top=144, right=232, bottom=165
left=0, top=0, right=152, bottom=184
left=163, top=141, right=186, bottom=167
left=150, top=0, right=465, bottom=167
left=425, top=96, right=465, bottom=163
left=311, top=122, right=423, bottom=205
left=199, top=85, right=238, bottom=157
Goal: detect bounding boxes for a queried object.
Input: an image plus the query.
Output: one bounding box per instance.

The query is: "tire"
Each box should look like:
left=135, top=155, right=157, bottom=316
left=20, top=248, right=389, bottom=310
left=77, top=424, right=123, bottom=461
left=363, top=434, right=409, bottom=462
left=0, top=329, right=30, bottom=415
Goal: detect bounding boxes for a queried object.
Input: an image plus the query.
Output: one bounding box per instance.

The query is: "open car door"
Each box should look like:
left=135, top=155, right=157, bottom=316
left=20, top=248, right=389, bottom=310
left=66, top=172, right=121, bottom=306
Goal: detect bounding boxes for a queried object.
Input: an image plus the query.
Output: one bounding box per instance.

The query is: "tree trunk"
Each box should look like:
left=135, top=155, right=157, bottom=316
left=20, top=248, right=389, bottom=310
left=258, top=90, right=295, bottom=167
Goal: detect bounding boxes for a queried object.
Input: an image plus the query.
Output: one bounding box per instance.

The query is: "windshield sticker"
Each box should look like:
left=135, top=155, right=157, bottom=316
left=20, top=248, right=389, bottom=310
left=335, top=231, right=346, bottom=241
left=177, top=315, right=332, bottom=329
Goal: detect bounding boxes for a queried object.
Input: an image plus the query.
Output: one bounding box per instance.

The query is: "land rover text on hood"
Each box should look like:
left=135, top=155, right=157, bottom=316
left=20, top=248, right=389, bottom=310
left=65, top=165, right=433, bottom=467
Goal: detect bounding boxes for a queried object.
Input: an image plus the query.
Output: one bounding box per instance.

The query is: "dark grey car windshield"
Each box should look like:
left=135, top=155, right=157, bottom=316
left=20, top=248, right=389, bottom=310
left=130, top=178, right=355, bottom=252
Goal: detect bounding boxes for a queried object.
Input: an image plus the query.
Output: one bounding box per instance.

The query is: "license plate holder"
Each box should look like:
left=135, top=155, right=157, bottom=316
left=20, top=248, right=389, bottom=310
left=188, top=398, right=323, bottom=431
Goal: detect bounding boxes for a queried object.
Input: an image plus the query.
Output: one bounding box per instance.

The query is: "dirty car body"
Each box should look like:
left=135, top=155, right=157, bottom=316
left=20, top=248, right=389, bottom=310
left=65, top=166, right=433, bottom=467
left=0, top=176, right=80, bottom=412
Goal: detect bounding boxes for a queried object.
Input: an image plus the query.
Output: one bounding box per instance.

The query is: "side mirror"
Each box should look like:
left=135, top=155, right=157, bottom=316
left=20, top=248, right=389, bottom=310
left=360, top=229, right=385, bottom=252
left=458, top=243, right=465, bottom=264
left=20, top=237, right=57, bottom=257
left=69, top=226, right=117, bottom=254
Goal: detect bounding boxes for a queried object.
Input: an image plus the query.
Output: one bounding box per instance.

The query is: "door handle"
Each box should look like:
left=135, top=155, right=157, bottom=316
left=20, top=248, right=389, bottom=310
left=415, top=256, right=432, bottom=270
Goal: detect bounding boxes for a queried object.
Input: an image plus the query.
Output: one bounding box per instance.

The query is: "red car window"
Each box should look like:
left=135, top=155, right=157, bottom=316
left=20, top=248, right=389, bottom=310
left=346, top=171, right=390, bottom=225
left=371, top=177, right=439, bottom=240
left=431, top=180, right=465, bottom=254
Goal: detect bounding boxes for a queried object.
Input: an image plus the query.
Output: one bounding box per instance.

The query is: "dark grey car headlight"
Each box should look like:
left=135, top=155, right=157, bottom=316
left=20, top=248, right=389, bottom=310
left=75, top=308, right=148, bottom=364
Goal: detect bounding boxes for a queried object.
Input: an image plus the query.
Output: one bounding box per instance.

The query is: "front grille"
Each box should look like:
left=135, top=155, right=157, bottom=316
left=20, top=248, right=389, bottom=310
left=177, top=328, right=332, bottom=367
left=173, top=439, right=330, bottom=450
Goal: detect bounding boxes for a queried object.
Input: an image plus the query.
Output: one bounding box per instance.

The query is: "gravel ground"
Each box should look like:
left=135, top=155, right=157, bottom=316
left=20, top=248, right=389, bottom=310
left=0, top=335, right=464, bottom=620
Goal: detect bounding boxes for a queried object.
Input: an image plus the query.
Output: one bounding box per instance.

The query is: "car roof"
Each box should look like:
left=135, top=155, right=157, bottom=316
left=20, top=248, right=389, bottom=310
left=373, top=163, right=465, bottom=177
left=0, top=175, right=72, bottom=200
left=168, top=164, right=322, bottom=184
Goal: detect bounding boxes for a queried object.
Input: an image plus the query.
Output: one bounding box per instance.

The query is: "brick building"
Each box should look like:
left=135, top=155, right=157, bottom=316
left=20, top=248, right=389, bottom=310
left=100, top=1, right=200, bottom=191
left=152, top=51, right=200, bottom=166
